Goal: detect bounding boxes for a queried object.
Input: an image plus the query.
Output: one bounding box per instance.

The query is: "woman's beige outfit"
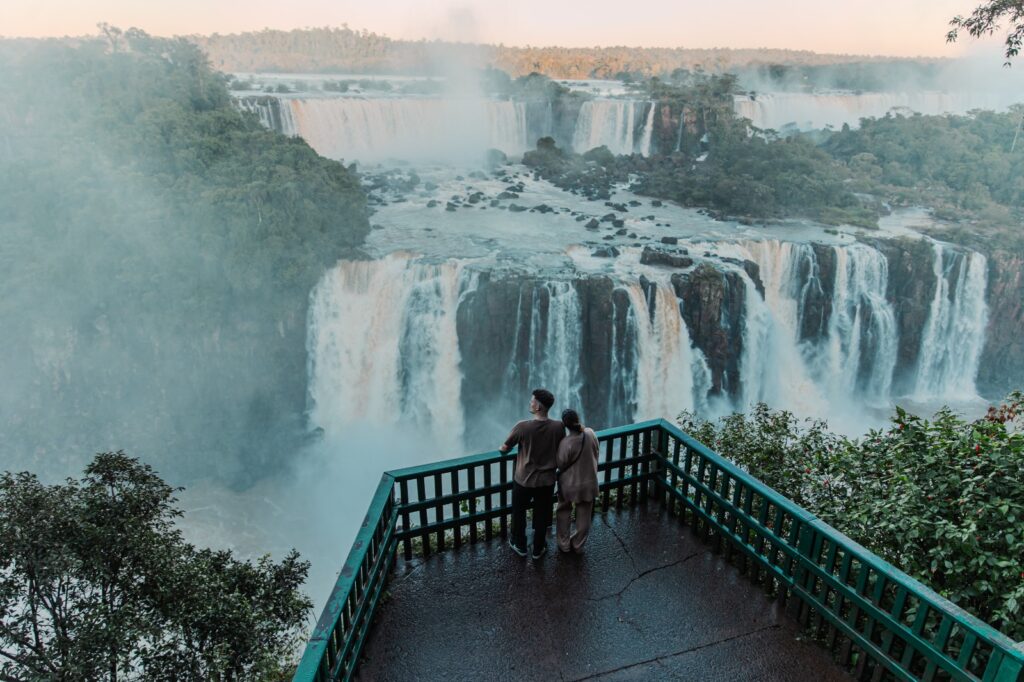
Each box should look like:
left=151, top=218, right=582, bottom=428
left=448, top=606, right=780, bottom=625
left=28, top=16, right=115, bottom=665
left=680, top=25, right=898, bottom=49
left=555, top=427, right=600, bottom=553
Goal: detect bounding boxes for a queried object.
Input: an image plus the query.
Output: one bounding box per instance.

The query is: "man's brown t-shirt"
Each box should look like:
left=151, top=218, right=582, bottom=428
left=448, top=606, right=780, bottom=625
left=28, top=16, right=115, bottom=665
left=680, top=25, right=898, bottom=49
left=504, top=418, right=565, bottom=487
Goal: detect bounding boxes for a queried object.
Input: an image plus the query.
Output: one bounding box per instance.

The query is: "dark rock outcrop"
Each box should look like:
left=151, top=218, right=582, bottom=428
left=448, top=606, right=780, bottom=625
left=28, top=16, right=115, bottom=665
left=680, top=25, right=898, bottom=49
left=875, top=237, right=938, bottom=394
left=979, top=250, right=1024, bottom=397
left=640, top=247, right=693, bottom=269
left=673, top=264, right=746, bottom=399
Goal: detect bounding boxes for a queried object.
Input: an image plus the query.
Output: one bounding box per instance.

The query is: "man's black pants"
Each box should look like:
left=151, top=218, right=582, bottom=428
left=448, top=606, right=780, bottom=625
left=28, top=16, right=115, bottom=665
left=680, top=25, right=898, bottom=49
left=511, top=481, right=555, bottom=553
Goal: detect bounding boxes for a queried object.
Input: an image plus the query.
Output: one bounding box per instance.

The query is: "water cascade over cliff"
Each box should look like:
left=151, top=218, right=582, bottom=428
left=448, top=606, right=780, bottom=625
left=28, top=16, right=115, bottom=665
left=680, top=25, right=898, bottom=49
left=572, top=99, right=657, bottom=156
left=307, top=238, right=989, bottom=451
left=238, top=95, right=661, bottom=159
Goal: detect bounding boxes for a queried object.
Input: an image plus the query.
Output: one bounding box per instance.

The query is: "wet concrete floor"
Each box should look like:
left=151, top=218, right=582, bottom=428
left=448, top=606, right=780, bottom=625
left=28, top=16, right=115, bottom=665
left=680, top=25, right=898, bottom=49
left=358, top=501, right=850, bottom=681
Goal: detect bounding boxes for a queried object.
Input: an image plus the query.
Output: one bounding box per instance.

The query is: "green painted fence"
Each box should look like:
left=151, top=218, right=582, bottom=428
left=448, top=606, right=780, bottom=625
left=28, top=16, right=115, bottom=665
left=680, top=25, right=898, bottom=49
left=294, top=419, right=1023, bottom=682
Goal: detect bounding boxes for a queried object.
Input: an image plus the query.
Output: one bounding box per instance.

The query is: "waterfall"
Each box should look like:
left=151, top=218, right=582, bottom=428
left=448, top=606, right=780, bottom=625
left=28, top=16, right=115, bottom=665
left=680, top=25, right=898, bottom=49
left=820, top=245, right=898, bottom=404
left=622, top=280, right=711, bottom=420
left=512, top=281, right=585, bottom=415
left=239, top=96, right=530, bottom=161
left=741, top=240, right=897, bottom=411
left=734, top=91, right=1018, bottom=132
left=913, top=242, right=989, bottom=399
left=572, top=100, right=654, bottom=156
left=237, top=97, right=296, bottom=136
left=307, top=254, right=473, bottom=454
left=637, top=102, right=656, bottom=157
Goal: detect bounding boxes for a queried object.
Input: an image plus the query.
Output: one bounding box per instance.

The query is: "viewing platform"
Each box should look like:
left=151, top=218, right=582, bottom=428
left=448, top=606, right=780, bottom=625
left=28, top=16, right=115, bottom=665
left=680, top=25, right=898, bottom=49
left=294, top=420, right=1024, bottom=682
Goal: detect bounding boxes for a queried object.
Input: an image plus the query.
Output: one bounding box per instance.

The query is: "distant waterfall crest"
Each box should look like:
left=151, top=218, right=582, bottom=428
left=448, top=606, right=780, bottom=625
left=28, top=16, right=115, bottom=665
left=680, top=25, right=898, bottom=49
left=572, top=100, right=655, bottom=156
left=913, top=243, right=989, bottom=399
left=239, top=97, right=530, bottom=161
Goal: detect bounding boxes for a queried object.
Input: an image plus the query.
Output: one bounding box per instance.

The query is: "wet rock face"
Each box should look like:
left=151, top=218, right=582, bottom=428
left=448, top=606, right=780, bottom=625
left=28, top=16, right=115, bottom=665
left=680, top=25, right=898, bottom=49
left=672, top=265, right=745, bottom=399
left=640, top=246, right=693, bottom=269
left=979, top=250, right=1024, bottom=398
left=799, top=243, right=836, bottom=344
left=876, top=237, right=939, bottom=394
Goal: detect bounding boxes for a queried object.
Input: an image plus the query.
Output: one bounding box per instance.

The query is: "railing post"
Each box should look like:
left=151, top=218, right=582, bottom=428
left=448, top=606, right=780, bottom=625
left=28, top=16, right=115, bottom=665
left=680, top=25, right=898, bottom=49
left=649, top=424, right=669, bottom=504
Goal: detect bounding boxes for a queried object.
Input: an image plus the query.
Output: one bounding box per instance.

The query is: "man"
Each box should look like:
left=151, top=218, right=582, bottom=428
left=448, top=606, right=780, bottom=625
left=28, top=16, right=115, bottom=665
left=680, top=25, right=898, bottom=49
left=500, top=388, right=565, bottom=560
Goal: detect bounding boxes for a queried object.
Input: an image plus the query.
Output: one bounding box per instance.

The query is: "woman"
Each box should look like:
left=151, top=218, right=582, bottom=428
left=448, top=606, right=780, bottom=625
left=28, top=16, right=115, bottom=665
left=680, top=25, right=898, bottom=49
left=555, top=409, right=600, bottom=554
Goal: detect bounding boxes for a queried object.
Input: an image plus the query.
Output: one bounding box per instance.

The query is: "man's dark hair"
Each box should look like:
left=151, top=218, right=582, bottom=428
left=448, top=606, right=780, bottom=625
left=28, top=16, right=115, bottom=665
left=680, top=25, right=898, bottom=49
left=532, top=388, right=555, bottom=411
left=561, top=409, right=582, bottom=433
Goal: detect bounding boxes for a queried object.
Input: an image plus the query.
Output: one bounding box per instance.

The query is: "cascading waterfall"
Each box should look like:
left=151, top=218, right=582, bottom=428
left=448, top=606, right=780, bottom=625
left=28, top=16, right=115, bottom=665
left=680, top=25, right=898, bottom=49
left=822, top=245, right=898, bottom=404
left=572, top=100, right=655, bottom=156
left=306, top=254, right=473, bottom=454
left=622, top=280, right=711, bottom=419
left=741, top=240, right=897, bottom=410
left=239, top=97, right=530, bottom=161
left=515, top=281, right=585, bottom=414
left=306, top=238, right=990, bottom=453
left=913, top=242, right=989, bottom=399
left=237, top=97, right=296, bottom=135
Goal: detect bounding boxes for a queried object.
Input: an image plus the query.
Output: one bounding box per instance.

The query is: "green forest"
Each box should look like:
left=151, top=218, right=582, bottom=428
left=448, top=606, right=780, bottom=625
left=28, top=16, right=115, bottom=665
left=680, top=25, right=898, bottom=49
left=0, top=31, right=369, bottom=484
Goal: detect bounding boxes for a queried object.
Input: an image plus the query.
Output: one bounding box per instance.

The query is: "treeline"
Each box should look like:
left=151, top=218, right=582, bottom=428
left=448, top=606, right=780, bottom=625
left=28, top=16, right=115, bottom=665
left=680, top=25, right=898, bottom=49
left=189, top=26, right=902, bottom=78
left=0, top=29, right=369, bottom=484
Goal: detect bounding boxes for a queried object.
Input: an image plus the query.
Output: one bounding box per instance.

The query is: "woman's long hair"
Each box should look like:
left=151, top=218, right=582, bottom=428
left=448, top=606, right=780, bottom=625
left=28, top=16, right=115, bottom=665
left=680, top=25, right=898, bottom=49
left=561, top=409, right=583, bottom=434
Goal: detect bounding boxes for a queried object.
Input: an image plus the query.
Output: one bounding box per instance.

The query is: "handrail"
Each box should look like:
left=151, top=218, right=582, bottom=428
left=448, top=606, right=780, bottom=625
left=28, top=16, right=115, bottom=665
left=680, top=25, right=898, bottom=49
left=293, top=473, right=396, bottom=682
left=651, top=418, right=1024, bottom=682
left=294, top=419, right=1024, bottom=682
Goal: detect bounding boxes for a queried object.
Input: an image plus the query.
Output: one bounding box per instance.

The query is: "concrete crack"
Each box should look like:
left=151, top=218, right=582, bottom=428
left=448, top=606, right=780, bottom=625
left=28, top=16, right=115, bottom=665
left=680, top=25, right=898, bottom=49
left=601, top=516, right=640, bottom=575
left=586, top=551, right=702, bottom=603
left=568, top=624, right=782, bottom=681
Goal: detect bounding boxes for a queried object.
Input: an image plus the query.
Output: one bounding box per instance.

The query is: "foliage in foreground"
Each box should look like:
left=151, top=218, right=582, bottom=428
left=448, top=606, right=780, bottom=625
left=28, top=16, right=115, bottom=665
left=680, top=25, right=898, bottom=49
left=0, top=453, right=311, bottom=681
left=678, top=395, right=1024, bottom=641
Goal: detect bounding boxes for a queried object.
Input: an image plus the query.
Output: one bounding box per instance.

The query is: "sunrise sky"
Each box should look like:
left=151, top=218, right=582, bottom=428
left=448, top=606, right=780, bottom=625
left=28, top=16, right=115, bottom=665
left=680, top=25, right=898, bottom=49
left=1, top=0, right=998, bottom=58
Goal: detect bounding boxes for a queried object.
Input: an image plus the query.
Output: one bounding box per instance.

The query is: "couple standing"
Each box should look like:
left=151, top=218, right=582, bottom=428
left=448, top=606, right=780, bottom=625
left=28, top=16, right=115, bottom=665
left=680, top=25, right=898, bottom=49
left=499, top=388, right=600, bottom=559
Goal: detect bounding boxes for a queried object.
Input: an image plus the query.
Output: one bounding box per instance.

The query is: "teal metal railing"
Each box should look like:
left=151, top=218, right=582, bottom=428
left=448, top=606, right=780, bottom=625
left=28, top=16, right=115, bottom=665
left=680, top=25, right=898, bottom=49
left=294, top=419, right=1024, bottom=682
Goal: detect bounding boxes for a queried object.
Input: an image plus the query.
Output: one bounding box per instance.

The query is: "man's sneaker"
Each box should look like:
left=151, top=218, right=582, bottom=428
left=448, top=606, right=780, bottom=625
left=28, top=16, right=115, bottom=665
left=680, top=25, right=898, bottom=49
left=508, top=538, right=527, bottom=557
left=531, top=543, right=547, bottom=560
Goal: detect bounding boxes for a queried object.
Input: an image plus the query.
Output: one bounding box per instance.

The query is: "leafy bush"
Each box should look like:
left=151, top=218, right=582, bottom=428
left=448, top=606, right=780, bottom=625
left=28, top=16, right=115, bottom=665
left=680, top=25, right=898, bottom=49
left=678, top=395, right=1024, bottom=640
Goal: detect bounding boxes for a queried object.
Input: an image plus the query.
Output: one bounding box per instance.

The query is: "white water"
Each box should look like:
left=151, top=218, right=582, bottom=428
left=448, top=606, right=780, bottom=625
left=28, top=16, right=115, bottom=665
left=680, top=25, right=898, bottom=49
left=504, top=280, right=586, bottom=415
left=913, top=242, right=989, bottom=400
left=733, top=91, right=1020, bottom=131
left=623, top=280, right=711, bottom=420
left=572, top=100, right=655, bottom=156
left=306, top=254, right=473, bottom=455
left=242, top=97, right=530, bottom=161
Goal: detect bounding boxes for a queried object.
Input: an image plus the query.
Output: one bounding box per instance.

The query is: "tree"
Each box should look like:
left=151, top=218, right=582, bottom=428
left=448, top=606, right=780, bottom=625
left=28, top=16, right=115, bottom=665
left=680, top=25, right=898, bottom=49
left=948, top=1, right=1024, bottom=62
left=0, top=453, right=311, bottom=680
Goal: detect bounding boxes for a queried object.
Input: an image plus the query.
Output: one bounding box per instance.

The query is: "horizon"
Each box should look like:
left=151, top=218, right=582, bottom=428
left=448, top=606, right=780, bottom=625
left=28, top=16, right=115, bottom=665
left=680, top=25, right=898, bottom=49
left=0, top=0, right=1006, bottom=60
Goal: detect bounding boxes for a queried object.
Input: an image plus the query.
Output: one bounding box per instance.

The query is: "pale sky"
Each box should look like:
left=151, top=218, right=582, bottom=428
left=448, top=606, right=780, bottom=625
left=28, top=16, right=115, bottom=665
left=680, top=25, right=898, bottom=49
left=0, top=0, right=997, bottom=58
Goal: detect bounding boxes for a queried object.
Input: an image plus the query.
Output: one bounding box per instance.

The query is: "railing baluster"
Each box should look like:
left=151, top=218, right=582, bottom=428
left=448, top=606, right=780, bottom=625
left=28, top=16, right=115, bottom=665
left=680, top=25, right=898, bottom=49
left=500, top=455, right=509, bottom=538
left=451, top=469, right=462, bottom=549
left=602, top=437, right=613, bottom=511
left=417, top=476, right=430, bottom=556
left=483, top=463, right=493, bottom=541
left=399, top=479, right=412, bottom=560
left=468, top=465, right=478, bottom=544
left=434, top=472, right=445, bottom=552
